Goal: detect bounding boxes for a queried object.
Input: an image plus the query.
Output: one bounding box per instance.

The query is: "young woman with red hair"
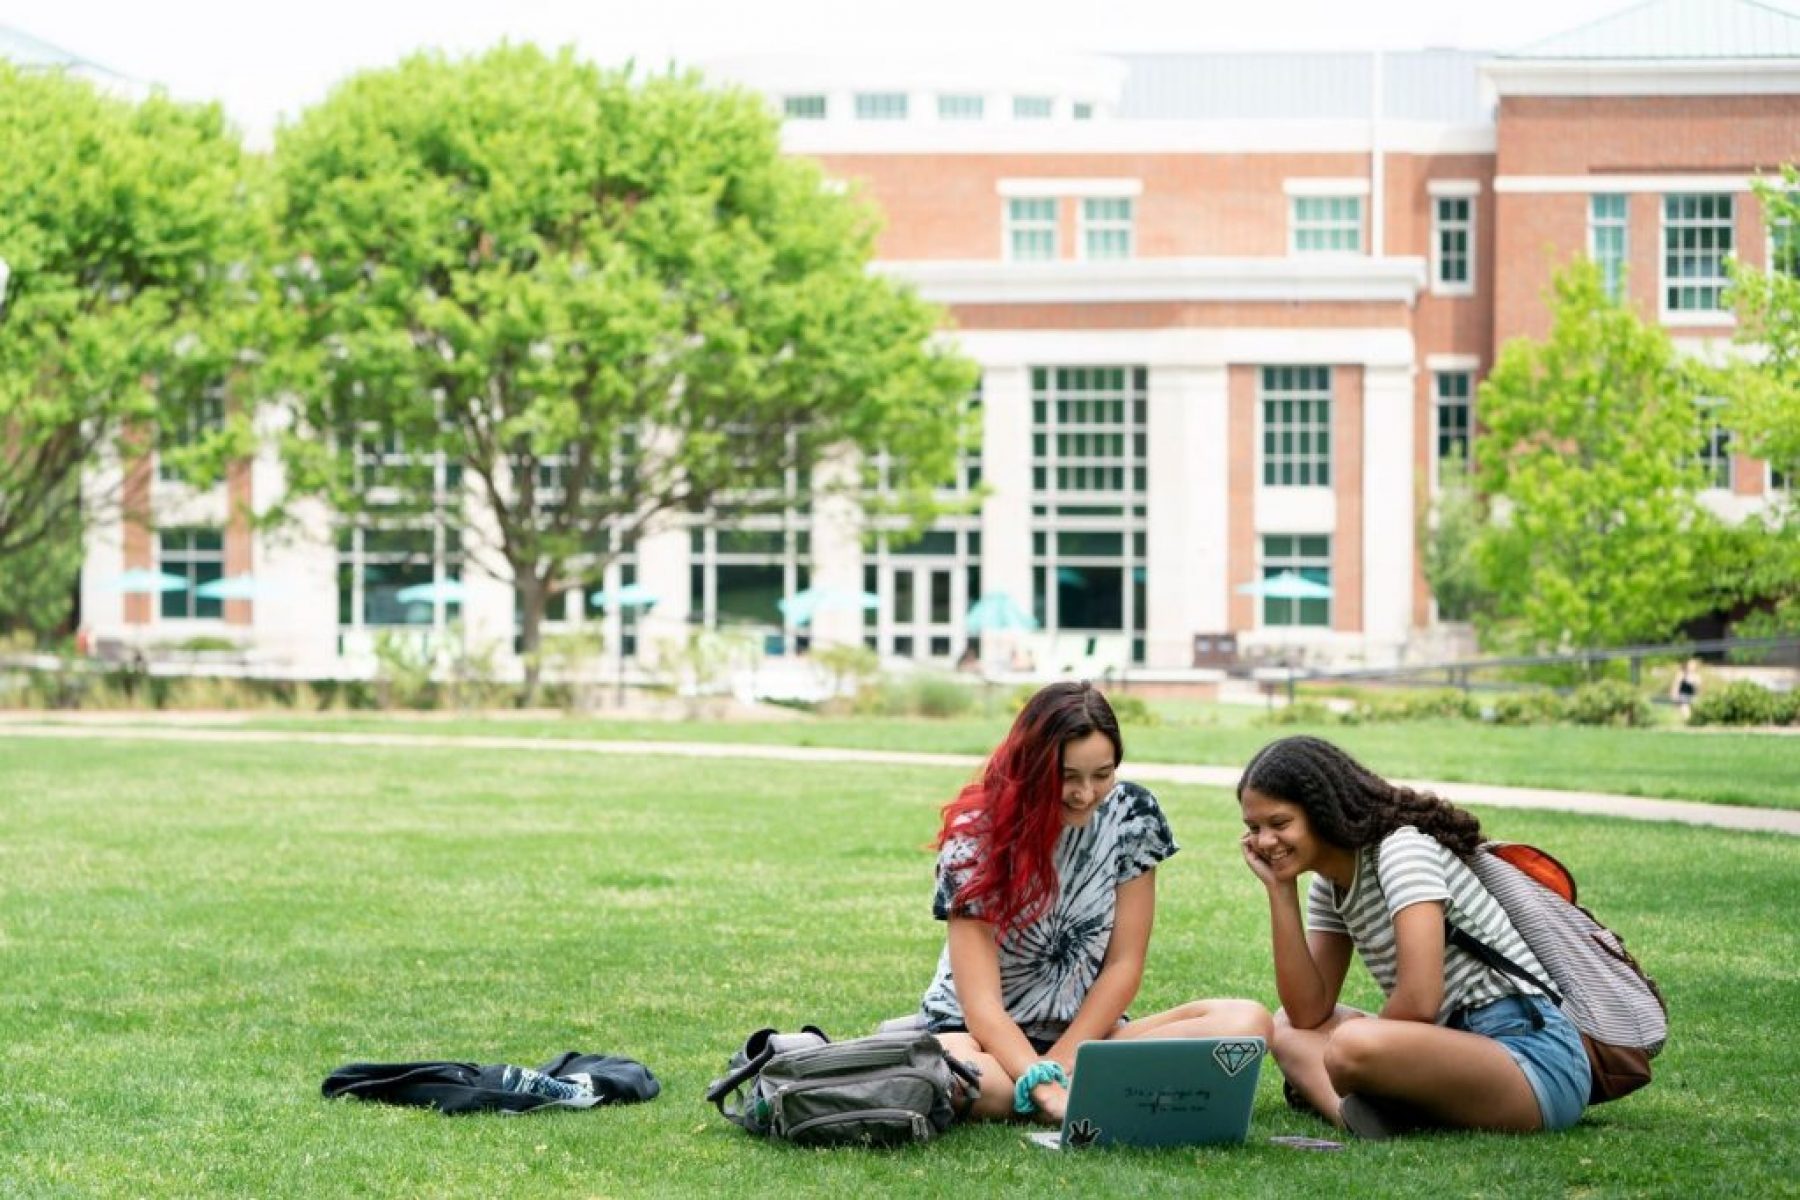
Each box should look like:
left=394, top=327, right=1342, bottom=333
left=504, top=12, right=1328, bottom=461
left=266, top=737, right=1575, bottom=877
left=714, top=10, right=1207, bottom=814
left=917, top=681, right=1272, bottom=1123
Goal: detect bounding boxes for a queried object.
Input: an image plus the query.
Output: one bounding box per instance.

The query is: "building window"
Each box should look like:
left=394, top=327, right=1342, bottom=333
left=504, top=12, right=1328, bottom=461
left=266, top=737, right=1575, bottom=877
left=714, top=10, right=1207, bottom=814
left=1432, top=196, right=1474, bottom=293
left=157, top=387, right=226, bottom=482
left=853, top=92, right=908, bottom=120
left=938, top=93, right=983, bottom=120
left=337, top=524, right=461, bottom=628
left=1261, top=535, right=1331, bottom=627
left=1072, top=102, right=1094, bottom=120
left=1291, top=197, right=1362, bottom=254
left=1261, top=366, right=1332, bottom=487
left=1698, top=404, right=1733, bottom=490
left=1013, top=95, right=1053, bottom=119
left=1435, top=371, right=1473, bottom=466
left=159, top=528, right=224, bottom=620
left=1664, top=193, right=1734, bottom=314
left=782, top=94, right=826, bottom=120
left=1771, top=209, right=1800, bottom=278
left=1030, top=366, right=1148, bottom=664
left=1006, top=197, right=1058, bottom=262
left=1080, top=197, right=1134, bottom=261
left=1590, top=194, right=1628, bottom=301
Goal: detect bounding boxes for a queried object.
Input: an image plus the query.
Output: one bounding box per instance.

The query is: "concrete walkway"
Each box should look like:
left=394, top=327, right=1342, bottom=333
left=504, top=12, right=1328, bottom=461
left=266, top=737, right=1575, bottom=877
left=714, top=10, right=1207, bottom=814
left=4, top=718, right=1797, bottom=835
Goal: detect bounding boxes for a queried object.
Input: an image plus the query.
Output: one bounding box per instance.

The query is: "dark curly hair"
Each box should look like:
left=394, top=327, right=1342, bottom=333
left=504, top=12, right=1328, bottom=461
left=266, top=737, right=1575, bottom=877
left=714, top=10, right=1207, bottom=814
left=1236, top=735, right=1483, bottom=857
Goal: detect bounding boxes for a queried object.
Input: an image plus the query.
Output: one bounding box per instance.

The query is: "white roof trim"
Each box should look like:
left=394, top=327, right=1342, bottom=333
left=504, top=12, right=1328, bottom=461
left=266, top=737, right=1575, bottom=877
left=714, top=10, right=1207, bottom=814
left=997, top=178, right=1144, bottom=198
left=1284, top=177, right=1373, bottom=197
left=1425, top=353, right=1482, bottom=372
left=1427, top=179, right=1483, bottom=197
left=1485, top=57, right=1800, bottom=97
left=875, top=256, right=1428, bottom=305
left=1495, top=173, right=1771, bottom=193
left=782, top=120, right=1495, bottom=156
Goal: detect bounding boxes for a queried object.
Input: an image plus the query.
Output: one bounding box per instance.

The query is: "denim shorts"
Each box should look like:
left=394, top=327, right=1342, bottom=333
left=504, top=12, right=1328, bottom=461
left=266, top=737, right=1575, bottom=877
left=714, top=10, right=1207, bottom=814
left=1448, top=994, right=1590, bottom=1131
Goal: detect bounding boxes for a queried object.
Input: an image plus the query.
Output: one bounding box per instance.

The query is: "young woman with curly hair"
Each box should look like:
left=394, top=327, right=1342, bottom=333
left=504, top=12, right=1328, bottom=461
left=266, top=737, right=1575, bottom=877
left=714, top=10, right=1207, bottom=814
left=1237, top=735, right=1590, bottom=1139
left=918, top=681, right=1271, bottom=1124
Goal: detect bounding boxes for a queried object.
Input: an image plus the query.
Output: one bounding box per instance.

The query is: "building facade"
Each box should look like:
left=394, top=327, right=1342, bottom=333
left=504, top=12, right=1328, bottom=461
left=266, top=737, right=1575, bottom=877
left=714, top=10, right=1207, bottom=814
left=73, top=1, right=1800, bottom=678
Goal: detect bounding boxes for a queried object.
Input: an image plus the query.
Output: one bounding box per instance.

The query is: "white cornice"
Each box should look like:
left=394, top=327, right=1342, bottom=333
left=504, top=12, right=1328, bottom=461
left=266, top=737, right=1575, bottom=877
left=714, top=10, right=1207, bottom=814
left=1495, top=173, right=1774, bottom=194
left=1485, top=57, right=1800, bottom=97
left=783, top=120, right=1495, bottom=157
left=997, top=177, right=1143, bottom=198
left=875, top=257, right=1429, bottom=305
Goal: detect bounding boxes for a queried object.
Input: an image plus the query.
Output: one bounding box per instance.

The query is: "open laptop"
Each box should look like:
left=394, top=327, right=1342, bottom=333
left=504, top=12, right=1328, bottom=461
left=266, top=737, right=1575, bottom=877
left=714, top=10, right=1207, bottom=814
left=1027, top=1037, right=1266, bottom=1150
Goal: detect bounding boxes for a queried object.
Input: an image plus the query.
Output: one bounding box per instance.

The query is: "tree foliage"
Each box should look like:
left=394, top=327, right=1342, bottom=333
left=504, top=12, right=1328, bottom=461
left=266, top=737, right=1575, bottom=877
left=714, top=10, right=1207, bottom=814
left=1420, top=452, right=1484, bottom=623
left=270, top=47, right=976, bottom=691
left=0, top=65, right=257, bottom=567
left=1728, top=166, right=1800, bottom=482
left=1473, top=260, right=1712, bottom=657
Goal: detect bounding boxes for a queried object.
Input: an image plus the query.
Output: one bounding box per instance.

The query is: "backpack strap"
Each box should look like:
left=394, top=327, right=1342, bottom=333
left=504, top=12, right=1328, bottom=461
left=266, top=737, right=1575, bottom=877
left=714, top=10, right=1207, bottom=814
left=1443, top=917, right=1564, bottom=1009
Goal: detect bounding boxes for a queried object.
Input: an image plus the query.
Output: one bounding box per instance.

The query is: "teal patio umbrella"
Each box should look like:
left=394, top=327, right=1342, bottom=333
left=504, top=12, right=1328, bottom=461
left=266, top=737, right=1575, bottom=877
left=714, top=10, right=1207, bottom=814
left=104, top=568, right=190, bottom=594
left=777, top=586, right=879, bottom=628
left=395, top=579, right=468, bottom=606
left=1235, top=571, right=1333, bottom=600
left=964, top=592, right=1039, bottom=634
left=196, top=575, right=277, bottom=601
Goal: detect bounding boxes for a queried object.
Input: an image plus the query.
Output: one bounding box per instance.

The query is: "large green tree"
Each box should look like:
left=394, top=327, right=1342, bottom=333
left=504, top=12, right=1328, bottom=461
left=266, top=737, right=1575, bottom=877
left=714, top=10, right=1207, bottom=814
left=1473, top=260, right=1713, bottom=660
left=0, top=65, right=257, bottom=608
left=271, top=46, right=975, bottom=697
left=1719, top=168, right=1800, bottom=637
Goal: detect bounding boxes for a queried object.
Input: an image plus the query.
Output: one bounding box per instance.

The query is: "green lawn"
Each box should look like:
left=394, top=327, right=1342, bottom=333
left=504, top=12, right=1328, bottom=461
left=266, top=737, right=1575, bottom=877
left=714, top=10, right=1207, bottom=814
left=3, top=735, right=1795, bottom=1196
left=218, top=705, right=1800, bottom=811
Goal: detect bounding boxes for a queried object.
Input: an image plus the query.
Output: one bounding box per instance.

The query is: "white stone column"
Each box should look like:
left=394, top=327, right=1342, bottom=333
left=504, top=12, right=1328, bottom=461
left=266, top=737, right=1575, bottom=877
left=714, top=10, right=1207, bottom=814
left=80, top=452, right=127, bottom=639
left=1361, top=362, right=1416, bottom=657
left=1145, top=363, right=1229, bottom=669
left=979, top=364, right=1033, bottom=613
left=459, top=455, right=515, bottom=664
left=809, top=444, right=866, bottom=648
left=249, top=407, right=339, bottom=675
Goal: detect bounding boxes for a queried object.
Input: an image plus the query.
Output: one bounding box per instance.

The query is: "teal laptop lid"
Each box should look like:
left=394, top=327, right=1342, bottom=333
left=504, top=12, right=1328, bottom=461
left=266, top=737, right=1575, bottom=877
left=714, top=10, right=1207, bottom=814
left=1042, top=1037, right=1266, bottom=1150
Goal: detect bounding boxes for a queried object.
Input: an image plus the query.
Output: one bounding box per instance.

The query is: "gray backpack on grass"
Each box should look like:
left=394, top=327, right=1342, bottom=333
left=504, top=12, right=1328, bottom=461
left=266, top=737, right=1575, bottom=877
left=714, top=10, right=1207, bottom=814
left=706, top=1025, right=980, bottom=1146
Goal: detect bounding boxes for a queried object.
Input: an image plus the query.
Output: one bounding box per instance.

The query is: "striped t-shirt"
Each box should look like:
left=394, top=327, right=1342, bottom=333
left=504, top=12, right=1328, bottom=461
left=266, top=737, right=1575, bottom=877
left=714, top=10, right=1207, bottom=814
left=1306, top=826, right=1545, bottom=1022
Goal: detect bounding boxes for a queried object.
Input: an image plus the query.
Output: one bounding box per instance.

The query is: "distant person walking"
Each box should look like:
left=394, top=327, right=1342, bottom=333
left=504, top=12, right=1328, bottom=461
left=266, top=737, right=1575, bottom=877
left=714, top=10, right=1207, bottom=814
left=1670, top=659, right=1702, bottom=722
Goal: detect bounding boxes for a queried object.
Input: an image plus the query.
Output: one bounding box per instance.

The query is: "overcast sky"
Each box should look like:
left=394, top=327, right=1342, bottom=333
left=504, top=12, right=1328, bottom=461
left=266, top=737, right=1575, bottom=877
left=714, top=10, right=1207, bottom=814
left=8, top=0, right=1789, bottom=144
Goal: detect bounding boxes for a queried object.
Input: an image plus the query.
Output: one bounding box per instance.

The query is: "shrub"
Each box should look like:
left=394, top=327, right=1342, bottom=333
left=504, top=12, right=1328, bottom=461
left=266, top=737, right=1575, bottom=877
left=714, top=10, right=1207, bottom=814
left=1563, top=680, right=1654, bottom=727
left=1487, top=690, right=1566, bottom=726
left=1349, top=689, right=1481, bottom=723
left=1691, top=680, right=1789, bottom=727
left=1254, top=700, right=1336, bottom=727
left=852, top=674, right=977, bottom=719
left=1105, top=692, right=1159, bottom=726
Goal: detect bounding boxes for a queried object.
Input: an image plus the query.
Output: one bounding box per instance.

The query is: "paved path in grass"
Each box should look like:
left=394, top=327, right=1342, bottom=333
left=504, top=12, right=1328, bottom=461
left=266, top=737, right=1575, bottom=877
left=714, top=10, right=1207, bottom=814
left=4, top=716, right=1799, bottom=835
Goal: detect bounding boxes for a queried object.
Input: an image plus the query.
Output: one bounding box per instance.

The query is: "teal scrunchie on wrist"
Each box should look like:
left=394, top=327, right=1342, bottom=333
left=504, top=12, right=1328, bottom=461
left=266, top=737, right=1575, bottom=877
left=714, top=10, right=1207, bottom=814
left=1012, top=1060, right=1070, bottom=1114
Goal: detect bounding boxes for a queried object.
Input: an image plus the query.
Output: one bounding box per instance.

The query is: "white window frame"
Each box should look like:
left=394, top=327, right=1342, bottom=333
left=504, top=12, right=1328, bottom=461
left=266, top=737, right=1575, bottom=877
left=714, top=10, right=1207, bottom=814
left=1260, top=366, right=1333, bottom=488
left=782, top=94, right=826, bottom=120
left=1259, top=534, right=1332, bottom=628
left=1004, top=197, right=1059, bottom=263
left=937, top=93, right=984, bottom=121
left=1078, top=197, right=1135, bottom=262
left=1661, top=193, right=1735, bottom=323
left=1697, top=400, right=1734, bottom=491
left=1013, top=95, right=1054, bottom=120
left=1428, top=180, right=1478, bottom=297
left=1589, top=193, right=1629, bottom=302
left=853, top=92, right=908, bottom=121
left=158, top=527, right=225, bottom=622
left=1285, top=181, right=1368, bottom=256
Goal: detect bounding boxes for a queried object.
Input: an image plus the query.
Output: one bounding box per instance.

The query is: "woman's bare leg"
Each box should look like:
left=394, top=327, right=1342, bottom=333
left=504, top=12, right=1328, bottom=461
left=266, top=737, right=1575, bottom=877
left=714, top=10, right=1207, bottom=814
left=932, top=1031, right=1023, bottom=1122
left=1270, top=1005, right=1368, bottom=1120
left=1323, top=1016, right=1542, bottom=1132
left=1110, top=998, right=1274, bottom=1044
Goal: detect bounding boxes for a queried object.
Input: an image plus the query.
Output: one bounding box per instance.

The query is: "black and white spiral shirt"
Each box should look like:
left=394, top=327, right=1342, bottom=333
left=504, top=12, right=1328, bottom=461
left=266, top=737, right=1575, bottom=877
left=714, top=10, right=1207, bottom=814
left=919, top=782, right=1176, bottom=1044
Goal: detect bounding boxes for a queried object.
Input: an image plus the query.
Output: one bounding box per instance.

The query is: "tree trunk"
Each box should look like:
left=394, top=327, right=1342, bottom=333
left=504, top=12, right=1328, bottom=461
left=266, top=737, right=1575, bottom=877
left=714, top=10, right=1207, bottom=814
left=516, top=571, right=547, bottom=707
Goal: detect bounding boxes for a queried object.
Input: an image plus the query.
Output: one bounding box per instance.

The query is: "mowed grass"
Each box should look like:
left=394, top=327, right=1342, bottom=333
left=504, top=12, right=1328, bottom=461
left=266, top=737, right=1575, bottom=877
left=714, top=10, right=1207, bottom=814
left=224, top=706, right=1800, bottom=811
left=3, top=735, right=1796, bottom=1197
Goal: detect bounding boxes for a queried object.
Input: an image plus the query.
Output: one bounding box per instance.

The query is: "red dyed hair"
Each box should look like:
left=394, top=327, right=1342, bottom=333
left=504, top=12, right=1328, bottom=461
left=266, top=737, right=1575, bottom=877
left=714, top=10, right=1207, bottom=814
left=935, top=681, right=1123, bottom=938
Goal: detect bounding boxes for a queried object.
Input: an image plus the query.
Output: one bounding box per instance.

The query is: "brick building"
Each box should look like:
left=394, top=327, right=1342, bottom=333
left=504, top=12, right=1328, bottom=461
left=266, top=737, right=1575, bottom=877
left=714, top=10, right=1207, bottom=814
left=72, top=0, right=1800, bottom=679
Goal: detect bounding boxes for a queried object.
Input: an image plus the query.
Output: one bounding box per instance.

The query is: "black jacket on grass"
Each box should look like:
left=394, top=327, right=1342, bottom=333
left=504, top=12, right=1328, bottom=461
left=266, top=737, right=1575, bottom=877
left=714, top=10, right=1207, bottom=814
left=322, top=1051, right=659, bottom=1115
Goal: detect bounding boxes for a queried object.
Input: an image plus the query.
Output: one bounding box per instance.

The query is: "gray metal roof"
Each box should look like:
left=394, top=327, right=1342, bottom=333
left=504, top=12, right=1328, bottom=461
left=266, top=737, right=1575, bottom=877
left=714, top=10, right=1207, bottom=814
left=1503, top=0, right=1800, bottom=59
left=0, top=23, right=134, bottom=83
left=1115, top=51, right=1491, bottom=123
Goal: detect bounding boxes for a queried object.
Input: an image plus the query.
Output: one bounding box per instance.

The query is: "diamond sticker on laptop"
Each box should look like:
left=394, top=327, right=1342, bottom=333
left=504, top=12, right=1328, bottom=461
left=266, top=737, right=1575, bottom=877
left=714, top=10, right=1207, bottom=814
left=1212, top=1040, right=1261, bottom=1078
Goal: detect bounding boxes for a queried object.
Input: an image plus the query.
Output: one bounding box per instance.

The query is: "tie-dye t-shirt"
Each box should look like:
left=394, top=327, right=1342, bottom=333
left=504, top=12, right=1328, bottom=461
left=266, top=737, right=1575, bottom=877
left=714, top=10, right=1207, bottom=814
left=919, top=782, right=1177, bottom=1043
